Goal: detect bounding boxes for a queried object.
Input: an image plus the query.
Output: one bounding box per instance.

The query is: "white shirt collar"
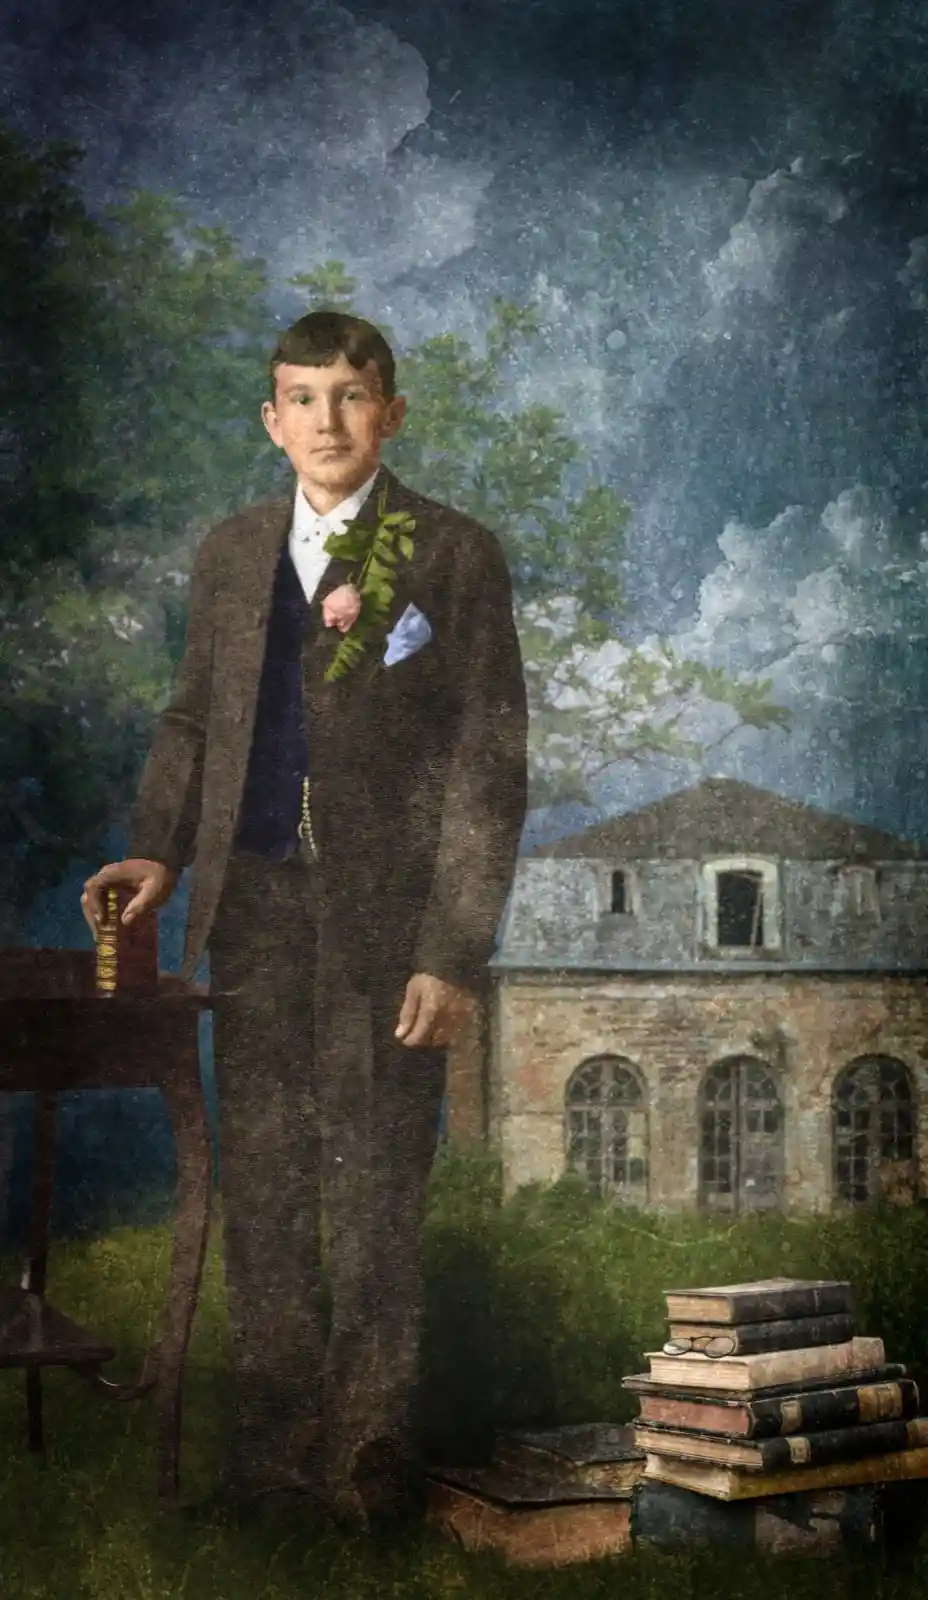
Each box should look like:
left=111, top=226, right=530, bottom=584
left=293, top=467, right=380, bottom=542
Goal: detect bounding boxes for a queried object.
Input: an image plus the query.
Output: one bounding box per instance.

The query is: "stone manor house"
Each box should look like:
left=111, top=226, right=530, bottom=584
left=445, top=779, right=928, bottom=1213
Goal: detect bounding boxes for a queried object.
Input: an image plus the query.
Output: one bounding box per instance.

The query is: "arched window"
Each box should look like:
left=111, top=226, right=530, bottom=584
left=833, top=1056, right=917, bottom=1205
left=565, top=1056, right=648, bottom=1203
left=699, top=1056, right=784, bottom=1212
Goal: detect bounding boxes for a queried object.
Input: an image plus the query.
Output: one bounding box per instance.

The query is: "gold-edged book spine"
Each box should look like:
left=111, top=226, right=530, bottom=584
left=95, top=886, right=120, bottom=996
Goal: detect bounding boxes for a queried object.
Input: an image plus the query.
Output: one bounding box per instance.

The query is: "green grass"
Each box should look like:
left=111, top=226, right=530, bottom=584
left=1, top=1148, right=927, bottom=1599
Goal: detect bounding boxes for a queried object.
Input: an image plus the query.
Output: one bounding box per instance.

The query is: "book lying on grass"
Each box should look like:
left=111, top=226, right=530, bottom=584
left=425, top=1466, right=634, bottom=1566
left=643, top=1429, right=928, bottom=1500
left=634, top=1416, right=926, bottom=1473
left=666, top=1312, right=854, bottom=1356
left=627, top=1375, right=918, bottom=1438
left=493, top=1424, right=644, bottom=1492
left=646, top=1336, right=884, bottom=1393
left=664, top=1279, right=852, bottom=1326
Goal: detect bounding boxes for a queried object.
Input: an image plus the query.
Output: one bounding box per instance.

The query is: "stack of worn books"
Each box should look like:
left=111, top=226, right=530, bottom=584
left=624, top=1277, right=928, bottom=1500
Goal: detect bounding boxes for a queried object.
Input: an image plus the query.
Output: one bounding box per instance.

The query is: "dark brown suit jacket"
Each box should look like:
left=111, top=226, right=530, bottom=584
left=129, top=466, right=528, bottom=990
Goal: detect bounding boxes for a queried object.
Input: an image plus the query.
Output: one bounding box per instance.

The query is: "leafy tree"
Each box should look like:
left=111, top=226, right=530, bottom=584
left=289, top=260, right=357, bottom=311
left=0, top=127, right=280, bottom=930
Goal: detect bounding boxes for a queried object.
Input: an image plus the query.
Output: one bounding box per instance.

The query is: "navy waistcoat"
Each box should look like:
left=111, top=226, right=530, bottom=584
left=236, top=543, right=311, bottom=860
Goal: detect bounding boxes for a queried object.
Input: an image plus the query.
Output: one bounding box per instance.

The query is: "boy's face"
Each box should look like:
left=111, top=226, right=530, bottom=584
left=261, top=354, right=405, bottom=507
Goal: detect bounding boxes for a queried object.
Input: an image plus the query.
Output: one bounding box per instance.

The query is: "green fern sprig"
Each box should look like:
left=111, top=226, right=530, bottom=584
left=322, top=487, right=416, bottom=682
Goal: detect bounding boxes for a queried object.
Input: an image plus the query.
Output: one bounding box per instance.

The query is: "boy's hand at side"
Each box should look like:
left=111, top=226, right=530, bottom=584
left=395, top=972, right=476, bottom=1049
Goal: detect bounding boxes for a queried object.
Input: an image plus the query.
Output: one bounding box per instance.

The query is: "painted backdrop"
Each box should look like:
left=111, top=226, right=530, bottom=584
left=2, top=0, right=927, bottom=1229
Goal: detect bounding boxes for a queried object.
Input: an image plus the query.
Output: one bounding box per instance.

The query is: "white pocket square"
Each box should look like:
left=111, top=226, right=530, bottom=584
left=383, top=602, right=432, bottom=666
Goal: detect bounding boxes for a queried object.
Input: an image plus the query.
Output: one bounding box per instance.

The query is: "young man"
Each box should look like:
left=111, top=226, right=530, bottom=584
left=81, top=312, right=528, bottom=1525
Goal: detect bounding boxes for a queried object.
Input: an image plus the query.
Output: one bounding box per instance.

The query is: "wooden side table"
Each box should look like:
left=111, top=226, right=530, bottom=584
left=0, top=949, right=213, bottom=1504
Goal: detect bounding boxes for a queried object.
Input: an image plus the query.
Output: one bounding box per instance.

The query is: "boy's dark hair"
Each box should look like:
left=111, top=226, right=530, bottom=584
left=269, top=311, right=396, bottom=401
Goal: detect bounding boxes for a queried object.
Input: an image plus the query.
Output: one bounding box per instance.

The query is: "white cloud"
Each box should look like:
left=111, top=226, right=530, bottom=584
left=704, top=164, right=848, bottom=306
left=2, top=2, right=491, bottom=294
left=524, top=484, right=928, bottom=816
left=672, top=486, right=914, bottom=684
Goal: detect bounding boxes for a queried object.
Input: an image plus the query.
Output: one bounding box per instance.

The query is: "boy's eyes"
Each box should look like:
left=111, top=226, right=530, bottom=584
left=295, top=391, right=368, bottom=404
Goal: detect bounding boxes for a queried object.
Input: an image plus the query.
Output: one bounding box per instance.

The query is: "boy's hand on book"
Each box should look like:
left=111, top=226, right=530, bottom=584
left=81, top=859, right=179, bottom=934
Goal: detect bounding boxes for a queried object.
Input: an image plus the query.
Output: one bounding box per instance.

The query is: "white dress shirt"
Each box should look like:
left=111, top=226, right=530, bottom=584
left=289, top=468, right=380, bottom=604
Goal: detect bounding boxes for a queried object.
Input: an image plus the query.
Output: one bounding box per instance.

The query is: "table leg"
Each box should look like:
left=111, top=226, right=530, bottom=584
left=156, top=1028, right=212, bottom=1504
left=26, top=1370, right=43, bottom=1451
left=23, top=1092, right=57, bottom=1452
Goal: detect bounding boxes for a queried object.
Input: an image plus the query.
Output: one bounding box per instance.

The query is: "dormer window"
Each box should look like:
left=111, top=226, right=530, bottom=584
left=610, top=870, right=628, bottom=915
left=718, top=868, right=764, bottom=946
left=702, top=858, right=781, bottom=952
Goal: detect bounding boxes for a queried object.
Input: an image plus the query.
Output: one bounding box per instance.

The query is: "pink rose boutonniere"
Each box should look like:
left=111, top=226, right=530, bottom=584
left=322, top=583, right=362, bottom=633
left=321, top=486, right=416, bottom=682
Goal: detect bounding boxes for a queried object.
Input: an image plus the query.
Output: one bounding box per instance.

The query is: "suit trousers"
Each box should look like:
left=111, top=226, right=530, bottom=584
left=208, top=847, right=447, bottom=1490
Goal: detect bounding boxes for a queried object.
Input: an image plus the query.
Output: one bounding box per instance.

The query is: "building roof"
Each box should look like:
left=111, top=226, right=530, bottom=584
left=531, top=778, right=928, bottom=863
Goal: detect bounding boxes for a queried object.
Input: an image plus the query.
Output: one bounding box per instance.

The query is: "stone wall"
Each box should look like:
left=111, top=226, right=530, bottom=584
left=500, top=859, right=928, bottom=970
left=488, top=971, right=928, bottom=1208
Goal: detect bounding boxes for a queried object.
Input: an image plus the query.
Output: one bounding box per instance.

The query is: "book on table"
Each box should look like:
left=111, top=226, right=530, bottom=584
left=94, top=884, right=158, bottom=995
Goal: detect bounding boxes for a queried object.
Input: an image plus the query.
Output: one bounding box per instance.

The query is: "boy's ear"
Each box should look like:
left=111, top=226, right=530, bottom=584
left=261, top=400, right=283, bottom=445
left=382, top=394, right=407, bottom=439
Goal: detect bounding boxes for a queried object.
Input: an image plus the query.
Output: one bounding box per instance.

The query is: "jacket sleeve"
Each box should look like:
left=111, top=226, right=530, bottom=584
left=128, top=537, right=217, bottom=873
left=412, top=524, right=528, bottom=990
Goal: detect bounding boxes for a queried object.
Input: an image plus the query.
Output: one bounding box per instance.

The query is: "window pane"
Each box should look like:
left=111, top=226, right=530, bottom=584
left=833, top=1056, right=916, bottom=1204
left=701, top=1057, right=784, bottom=1214
left=717, top=870, right=764, bottom=947
left=564, top=1056, right=648, bottom=1203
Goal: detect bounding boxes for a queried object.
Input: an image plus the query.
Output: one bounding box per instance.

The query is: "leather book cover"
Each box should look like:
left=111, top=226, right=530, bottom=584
left=635, top=1414, right=922, bottom=1472
left=94, top=886, right=158, bottom=996
left=425, top=1466, right=633, bottom=1566
left=643, top=1428, right=928, bottom=1500
left=636, top=1377, right=919, bottom=1438
left=666, top=1312, right=855, bottom=1356
left=645, top=1337, right=885, bottom=1393
left=493, top=1424, right=644, bottom=1491
left=663, top=1279, right=853, bottom=1326
left=623, top=1363, right=907, bottom=1404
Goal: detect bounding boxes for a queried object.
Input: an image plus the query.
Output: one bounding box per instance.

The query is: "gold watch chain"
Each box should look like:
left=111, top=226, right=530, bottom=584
left=298, top=775, right=319, bottom=860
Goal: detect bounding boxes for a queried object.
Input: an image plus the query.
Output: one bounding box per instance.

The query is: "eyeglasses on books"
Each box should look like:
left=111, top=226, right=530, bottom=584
left=661, top=1334, right=738, bottom=1359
